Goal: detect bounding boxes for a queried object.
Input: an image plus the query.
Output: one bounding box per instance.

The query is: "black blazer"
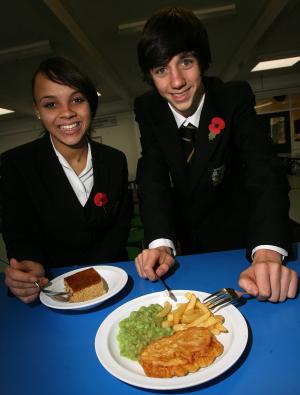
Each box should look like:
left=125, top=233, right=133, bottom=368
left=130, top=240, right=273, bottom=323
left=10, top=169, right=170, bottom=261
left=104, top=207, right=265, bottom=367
left=1, top=134, right=131, bottom=267
left=134, top=77, right=291, bottom=258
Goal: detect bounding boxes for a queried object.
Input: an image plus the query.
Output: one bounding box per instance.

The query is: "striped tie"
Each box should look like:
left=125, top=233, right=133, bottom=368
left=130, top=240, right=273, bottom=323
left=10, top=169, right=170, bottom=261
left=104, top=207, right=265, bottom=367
left=180, top=123, right=196, bottom=163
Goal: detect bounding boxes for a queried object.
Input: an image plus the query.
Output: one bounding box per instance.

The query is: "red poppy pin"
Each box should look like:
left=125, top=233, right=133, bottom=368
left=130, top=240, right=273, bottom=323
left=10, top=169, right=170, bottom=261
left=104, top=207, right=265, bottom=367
left=94, top=192, right=108, bottom=207
left=208, top=117, right=225, bottom=141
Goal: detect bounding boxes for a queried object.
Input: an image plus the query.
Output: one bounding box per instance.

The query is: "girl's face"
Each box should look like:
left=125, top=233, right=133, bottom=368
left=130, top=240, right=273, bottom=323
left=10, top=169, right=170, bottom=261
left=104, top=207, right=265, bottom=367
left=33, top=72, right=92, bottom=151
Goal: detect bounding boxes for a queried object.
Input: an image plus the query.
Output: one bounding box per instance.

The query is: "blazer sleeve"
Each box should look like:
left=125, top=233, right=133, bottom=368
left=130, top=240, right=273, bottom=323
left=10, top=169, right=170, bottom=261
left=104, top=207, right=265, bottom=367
left=230, top=82, right=291, bottom=256
left=134, top=96, right=177, bottom=247
left=1, top=151, right=45, bottom=263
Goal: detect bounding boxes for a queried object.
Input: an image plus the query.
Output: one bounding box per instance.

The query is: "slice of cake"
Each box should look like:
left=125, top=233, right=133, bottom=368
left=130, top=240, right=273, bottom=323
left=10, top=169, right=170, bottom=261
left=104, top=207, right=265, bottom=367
left=64, top=268, right=107, bottom=302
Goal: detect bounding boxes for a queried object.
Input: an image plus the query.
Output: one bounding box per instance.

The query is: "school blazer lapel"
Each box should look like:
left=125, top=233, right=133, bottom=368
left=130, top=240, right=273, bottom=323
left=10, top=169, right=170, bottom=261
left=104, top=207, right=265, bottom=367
left=36, top=135, right=111, bottom=225
left=89, top=140, right=109, bottom=207
left=152, top=100, right=189, bottom=190
left=89, top=140, right=123, bottom=224
left=189, top=91, right=226, bottom=193
left=36, top=134, right=87, bottom=224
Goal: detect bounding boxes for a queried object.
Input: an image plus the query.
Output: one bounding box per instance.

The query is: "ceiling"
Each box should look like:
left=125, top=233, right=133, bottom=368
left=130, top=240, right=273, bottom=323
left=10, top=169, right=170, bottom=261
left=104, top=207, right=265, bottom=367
left=0, top=0, right=300, bottom=121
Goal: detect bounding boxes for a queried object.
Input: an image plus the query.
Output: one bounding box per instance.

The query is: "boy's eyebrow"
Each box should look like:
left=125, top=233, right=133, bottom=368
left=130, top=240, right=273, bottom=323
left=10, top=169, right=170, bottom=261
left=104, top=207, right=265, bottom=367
left=151, top=51, right=196, bottom=70
left=151, top=63, right=167, bottom=70
left=179, top=51, right=195, bottom=58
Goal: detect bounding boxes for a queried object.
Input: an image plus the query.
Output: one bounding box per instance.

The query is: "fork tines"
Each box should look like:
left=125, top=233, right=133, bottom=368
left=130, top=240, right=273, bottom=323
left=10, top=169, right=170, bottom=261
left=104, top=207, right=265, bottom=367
left=203, top=288, right=236, bottom=310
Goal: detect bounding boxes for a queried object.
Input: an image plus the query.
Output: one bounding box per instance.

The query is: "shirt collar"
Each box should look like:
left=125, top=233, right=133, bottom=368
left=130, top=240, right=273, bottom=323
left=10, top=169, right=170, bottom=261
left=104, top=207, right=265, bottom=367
left=50, top=135, right=92, bottom=176
left=168, top=93, right=205, bottom=129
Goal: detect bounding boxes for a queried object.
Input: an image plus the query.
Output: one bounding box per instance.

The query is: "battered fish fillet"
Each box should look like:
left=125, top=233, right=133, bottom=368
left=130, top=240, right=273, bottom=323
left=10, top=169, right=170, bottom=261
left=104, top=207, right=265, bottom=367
left=139, top=327, right=223, bottom=378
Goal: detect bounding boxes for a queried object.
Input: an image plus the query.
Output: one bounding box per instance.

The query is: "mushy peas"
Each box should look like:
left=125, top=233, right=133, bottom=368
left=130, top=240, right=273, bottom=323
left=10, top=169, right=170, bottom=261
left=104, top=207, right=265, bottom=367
left=117, top=304, right=173, bottom=360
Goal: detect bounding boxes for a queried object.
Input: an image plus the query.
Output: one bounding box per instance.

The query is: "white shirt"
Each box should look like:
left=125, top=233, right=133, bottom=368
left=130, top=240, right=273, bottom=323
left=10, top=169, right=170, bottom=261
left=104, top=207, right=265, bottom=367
left=50, top=136, right=94, bottom=206
left=168, top=92, right=205, bottom=129
left=148, top=96, right=287, bottom=260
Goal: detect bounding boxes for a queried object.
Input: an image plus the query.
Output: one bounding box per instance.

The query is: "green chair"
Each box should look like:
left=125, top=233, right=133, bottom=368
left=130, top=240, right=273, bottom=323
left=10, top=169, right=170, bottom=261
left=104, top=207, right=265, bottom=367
left=126, top=246, right=141, bottom=260
left=0, top=261, right=7, bottom=272
left=127, top=228, right=144, bottom=247
left=130, top=216, right=143, bottom=228
left=133, top=204, right=140, bottom=216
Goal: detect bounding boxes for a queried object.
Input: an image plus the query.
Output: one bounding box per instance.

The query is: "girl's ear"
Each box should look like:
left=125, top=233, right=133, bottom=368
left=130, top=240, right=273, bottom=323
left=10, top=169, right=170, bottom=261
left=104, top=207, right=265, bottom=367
left=33, top=104, right=40, bottom=119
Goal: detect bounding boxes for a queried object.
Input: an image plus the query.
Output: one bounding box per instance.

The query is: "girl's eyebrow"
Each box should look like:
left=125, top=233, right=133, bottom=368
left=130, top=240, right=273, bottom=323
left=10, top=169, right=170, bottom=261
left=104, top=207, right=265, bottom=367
left=39, top=95, right=56, bottom=101
left=38, top=90, right=82, bottom=103
left=37, top=95, right=57, bottom=104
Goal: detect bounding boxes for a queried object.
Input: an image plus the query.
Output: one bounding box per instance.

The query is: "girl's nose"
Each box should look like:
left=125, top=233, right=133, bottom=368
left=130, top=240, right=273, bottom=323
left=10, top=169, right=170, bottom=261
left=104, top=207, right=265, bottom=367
left=60, top=104, right=76, bottom=118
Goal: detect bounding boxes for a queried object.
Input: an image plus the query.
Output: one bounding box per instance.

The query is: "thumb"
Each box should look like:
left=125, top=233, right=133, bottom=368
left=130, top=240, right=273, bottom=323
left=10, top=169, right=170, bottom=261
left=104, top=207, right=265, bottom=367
left=9, top=257, right=24, bottom=269
left=239, top=270, right=259, bottom=296
left=156, top=253, right=173, bottom=277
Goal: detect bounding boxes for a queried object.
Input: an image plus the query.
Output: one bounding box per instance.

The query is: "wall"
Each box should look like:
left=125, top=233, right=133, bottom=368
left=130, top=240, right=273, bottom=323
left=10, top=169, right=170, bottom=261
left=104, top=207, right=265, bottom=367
left=92, top=112, right=141, bottom=181
left=0, top=115, right=42, bottom=152
left=255, top=93, right=300, bottom=156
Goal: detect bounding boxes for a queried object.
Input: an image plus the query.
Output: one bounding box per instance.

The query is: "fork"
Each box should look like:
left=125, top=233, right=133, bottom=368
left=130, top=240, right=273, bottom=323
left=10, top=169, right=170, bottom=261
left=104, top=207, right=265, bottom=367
left=202, top=288, right=244, bottom=310
left=34, top=282, right=69, bottom=297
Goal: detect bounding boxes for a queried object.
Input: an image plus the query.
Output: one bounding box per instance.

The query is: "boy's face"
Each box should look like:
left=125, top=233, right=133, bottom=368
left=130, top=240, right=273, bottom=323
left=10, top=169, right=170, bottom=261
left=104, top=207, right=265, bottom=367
left=150, top=52, right=203, bottom=117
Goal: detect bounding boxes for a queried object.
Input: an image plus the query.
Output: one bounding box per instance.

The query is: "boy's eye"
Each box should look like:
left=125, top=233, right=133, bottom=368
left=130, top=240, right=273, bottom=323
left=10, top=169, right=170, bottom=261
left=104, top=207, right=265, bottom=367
left=181, top=58, right=194, bottom=67
left=153, top=66, right=167, bottom=76
left=73, top=96, right=85, bottom=103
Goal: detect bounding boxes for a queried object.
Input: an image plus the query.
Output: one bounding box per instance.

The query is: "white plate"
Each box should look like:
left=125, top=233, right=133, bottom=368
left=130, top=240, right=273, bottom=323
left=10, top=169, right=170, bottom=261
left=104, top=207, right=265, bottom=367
left=40, top=265, right=128, bottom=310
left=95, top=290, right=248, bottom=390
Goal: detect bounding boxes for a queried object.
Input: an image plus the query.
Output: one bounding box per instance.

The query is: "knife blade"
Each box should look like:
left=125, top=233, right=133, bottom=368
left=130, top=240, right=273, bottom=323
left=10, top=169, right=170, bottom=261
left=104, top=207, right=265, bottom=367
left=156, top=275, right=177, bottom=302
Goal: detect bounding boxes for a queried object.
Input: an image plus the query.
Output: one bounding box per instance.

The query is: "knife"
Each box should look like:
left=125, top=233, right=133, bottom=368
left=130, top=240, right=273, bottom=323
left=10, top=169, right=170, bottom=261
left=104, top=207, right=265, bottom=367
left=156, top=275, right=177, bottom=302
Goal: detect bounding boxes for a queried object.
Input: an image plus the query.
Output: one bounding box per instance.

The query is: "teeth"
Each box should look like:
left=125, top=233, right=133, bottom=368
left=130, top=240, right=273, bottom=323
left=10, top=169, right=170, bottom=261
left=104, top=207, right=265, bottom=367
left=173, top=91, right=186, bottom=96
left=60, top=122, right=78, bottom=130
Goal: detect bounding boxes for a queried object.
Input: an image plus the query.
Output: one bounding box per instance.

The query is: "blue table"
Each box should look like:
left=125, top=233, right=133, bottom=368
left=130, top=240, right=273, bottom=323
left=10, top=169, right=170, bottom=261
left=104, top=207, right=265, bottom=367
left=0, top=246, right=299, bottom=395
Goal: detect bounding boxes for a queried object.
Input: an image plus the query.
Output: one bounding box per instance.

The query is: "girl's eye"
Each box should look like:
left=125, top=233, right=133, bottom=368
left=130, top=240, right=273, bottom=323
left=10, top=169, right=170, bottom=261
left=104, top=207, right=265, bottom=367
left=43, top=102, right=56, bottom=109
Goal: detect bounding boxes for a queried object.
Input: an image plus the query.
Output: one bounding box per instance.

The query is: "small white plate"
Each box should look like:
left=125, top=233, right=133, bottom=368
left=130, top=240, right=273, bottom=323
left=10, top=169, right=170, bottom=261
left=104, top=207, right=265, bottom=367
left=95, top=290, right=248, bottom=390
left=40, top=265, right=128, bottom=310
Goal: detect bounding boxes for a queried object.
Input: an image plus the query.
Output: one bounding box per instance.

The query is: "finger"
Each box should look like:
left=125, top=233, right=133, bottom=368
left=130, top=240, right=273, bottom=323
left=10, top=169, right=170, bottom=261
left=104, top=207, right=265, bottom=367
left=267, top=264, right=281, bottom=302
left=19, top=293, right=40, bottom=304
left=252, top=263, right=271, bottom=300
left=6, top=265, right=37, bottom=282
left=9, top=258, right=33, bottom=274
left=134, top=254, right=144, bottom=278
left=135, top=250, right=153, bottom=278
left=5, top=277, right=37, bottom=290
left=139, top=250, right=151, bottom=278
left=9, top=257, right=23, bottom=269
left=156, top=254, right=174, bottom=277
left=155, top=263, right=170, bottom=277
left=142, top=251, right=160, bottom=281
left=286, top=269, right=298, bottom=300
left=5, top=266, right=38, bottom=285
left=38, top=277, right=50, bottom=287
left=10, top=258, right=45, bottom=277
left=10, top=286, right=39, bottom=299
left=238, top=268, right=259, bottom=296
left=275, top=266, right=290, bottom=302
